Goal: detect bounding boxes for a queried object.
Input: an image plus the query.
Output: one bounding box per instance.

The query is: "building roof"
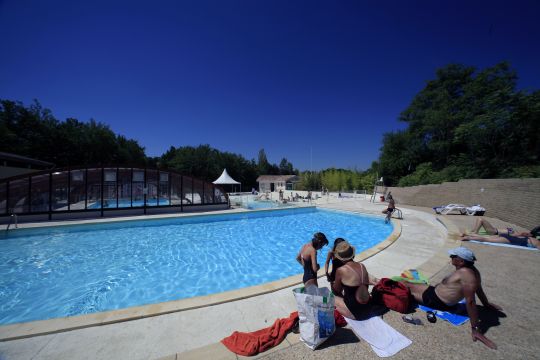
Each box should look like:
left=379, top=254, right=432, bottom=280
left=0, top=152, right=55, bottom=168
left=213, top=168, right=240, bottom=185
left=256, top=175, right=299, bottom=182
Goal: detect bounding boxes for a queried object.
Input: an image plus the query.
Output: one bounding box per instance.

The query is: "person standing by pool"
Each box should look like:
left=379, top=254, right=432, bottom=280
left=324, top=238, right=346, bottom=283
left=296, top=232, right=329, bottom=288
left=382, top=194, right=395, bottom=223
left=331, top=241, right=380, bottom=320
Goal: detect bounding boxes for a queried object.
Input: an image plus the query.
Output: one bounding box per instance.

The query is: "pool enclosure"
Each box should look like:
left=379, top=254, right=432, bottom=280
left=0, top=167, right=229, bottom=223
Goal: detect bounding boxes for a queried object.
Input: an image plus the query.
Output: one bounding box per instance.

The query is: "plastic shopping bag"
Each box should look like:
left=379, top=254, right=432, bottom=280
left=293, top=285, right=335, bottom=350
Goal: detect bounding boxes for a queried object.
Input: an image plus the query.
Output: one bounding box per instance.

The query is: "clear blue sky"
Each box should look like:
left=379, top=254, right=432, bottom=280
left=1, top=1, right=539, bottom=170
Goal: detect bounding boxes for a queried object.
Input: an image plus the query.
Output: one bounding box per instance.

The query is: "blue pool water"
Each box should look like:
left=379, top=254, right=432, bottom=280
left=88, top=199, right=170, bottom=208
left=246, top=200, right=289, bottom=209
left=0, top=208, right=392, bottom=325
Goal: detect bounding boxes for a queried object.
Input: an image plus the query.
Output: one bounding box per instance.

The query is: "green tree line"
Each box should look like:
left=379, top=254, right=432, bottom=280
left=0, top=99, right=297, bottom=188
left=158, top=146, right=297, bottom=188
left=1, top=100, right=147, bottom=167
left=2, top=61, right=538, bottom=190
left=296, top=167, right=378, bottom=192
left=378, top=62, right=540, bottom=186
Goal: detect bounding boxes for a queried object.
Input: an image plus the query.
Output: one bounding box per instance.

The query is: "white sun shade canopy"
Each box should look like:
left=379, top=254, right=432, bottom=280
left=212, top=168, right=240, bottom=185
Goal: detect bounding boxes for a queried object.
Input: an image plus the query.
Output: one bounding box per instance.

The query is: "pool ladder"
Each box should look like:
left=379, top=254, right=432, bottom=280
left=6, top=213, right=18, bottom=231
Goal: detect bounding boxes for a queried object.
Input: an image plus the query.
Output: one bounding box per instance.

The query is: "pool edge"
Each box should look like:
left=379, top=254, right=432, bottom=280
left=0, top=213, right=401, bottom=342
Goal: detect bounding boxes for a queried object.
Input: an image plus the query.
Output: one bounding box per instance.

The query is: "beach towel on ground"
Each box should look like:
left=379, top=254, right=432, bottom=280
left=477, top=227, right=489, bottom=235
left=417, top=300, right=469, bottom=326
left=391, top=269, right=429, bottom=284
left=468, top=240, right=538, bottom=251
left=221, top=311, right=298, bottom=356
left=345, top=316, right=412, bottom=357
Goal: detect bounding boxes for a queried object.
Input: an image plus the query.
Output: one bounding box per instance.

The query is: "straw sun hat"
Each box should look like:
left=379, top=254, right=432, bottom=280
left=334, top=241, right=356, bottom=261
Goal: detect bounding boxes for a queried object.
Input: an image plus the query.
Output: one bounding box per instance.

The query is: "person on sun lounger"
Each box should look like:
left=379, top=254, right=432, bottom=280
left=400, top=247, right=501, bottom=349
left=461, top=218, right=540, bottom=249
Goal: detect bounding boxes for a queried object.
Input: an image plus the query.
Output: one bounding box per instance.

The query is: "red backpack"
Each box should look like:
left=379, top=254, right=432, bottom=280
left=371, top=278, right=411, bottom=313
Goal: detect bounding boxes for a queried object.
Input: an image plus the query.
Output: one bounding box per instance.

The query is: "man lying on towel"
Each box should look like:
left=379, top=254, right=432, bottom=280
left=400, top=247, right=501, bottom=349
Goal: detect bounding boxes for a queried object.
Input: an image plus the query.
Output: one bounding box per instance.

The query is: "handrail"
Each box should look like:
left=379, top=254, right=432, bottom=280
left=6, top=212, right=18, bottom=231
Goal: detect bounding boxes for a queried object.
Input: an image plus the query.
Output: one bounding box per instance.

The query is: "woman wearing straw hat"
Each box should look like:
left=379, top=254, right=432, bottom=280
left=324, top=238, right=346, bottom=283
left=331, top=240, right=379, bottom=320
left=296, top=232, right=329, bottom=288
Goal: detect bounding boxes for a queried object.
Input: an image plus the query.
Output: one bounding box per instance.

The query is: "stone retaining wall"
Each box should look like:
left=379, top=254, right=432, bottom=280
left=384, top=178, right=540, bottom=230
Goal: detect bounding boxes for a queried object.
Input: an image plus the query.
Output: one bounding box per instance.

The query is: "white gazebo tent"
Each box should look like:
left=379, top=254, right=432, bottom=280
left=213, top=168, right=241, bottom=193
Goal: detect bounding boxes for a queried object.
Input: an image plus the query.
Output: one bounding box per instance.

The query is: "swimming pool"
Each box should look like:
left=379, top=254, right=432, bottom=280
left=246, top=200, right=289, bottom=209
left=0, top=208, right=392, bottom=325
left=228, top=194, right=289, bottom=209
left=87, top=199, right=170, bottom=208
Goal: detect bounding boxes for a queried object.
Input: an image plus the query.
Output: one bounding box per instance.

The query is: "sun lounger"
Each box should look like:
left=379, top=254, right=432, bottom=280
left=433, top=204, right=486, bottom=216
left=433, top=204, right=467, bottom=215
left=465, top=204, right=485, bottom=216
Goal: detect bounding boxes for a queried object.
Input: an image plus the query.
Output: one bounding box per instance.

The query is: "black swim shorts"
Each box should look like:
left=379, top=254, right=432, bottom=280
left=421, top=286, right=454, bottom=312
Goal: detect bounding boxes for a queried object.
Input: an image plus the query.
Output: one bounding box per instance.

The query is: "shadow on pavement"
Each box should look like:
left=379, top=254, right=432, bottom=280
left=477, top=306, right=507, bottom=334
left=316, top=327, right=360, bottom=349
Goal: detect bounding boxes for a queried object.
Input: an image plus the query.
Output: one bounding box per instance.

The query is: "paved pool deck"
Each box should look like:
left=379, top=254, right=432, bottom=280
left=1, top=197, right=538, bottom=359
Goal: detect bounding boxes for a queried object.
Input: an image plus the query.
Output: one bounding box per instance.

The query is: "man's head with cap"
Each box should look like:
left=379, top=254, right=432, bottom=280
left=448, top=247, right=476, bottom=263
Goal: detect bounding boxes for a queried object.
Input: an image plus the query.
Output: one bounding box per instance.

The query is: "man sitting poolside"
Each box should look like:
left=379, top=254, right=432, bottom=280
left=401, top=247, right=501, bottom=349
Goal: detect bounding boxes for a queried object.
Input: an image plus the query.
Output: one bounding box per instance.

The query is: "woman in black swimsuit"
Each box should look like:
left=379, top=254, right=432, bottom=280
left=324, top=238, right=346, bottom=283
left=331, top=241, right=379, bottom=320
left=296, top=232, right=328, bottom=288
left=462, top=219, right=540, bottom=248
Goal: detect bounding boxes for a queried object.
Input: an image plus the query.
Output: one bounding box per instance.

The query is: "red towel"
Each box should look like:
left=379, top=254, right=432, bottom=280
left=334, top=309, right=347, bottom=327
left=221, top=311, right=298, bottom=356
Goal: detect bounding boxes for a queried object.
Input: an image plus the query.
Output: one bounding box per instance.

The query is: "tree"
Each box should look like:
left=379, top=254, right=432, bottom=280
left=0, top=99, right=147, bottom=167
left=279, top=158, right=294, bottom=174
left=298, top=171, right=321, bottom=191
left=378, top=62, right=540, bottom=186
left=159, top=144, right=261, bottom=188
left=257, top=148, right=270, bottom=175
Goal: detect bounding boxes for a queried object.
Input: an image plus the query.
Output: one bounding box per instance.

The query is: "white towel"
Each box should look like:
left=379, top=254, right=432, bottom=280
left=469, top=240, right=538, bottom=251
left=345, top=316, right=412, bottom=357
left=466, top=204, right=485, bottom=215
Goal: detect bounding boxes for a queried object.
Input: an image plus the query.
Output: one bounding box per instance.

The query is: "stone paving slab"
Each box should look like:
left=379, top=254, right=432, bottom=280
left=256, top=241, right=540, bottom=360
